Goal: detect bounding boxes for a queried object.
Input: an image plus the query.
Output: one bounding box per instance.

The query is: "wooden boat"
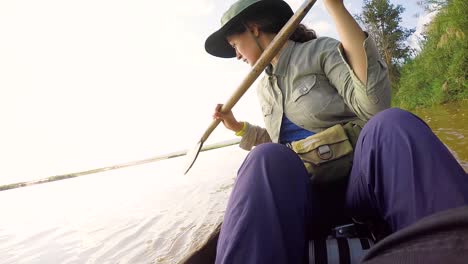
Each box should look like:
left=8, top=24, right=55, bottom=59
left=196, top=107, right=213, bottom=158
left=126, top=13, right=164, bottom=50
left=181, top=223, right=221, bottom=264
left=180, top=223, right=374, bottom=264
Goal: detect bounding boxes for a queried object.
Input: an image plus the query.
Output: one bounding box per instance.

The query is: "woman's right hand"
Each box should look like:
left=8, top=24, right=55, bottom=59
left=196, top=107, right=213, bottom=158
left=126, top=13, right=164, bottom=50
left=213, top=104, right=243, bottom=133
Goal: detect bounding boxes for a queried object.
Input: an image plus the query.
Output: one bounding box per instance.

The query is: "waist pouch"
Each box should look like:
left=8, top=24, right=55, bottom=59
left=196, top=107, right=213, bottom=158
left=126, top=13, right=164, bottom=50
left=288, top=120, right=365, bottom=186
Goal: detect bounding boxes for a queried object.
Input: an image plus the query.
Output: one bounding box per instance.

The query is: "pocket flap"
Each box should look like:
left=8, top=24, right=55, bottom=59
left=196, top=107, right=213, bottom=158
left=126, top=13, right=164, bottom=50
left=291, top=125, right=348, bottom=153
left=292, top=75, right=316, bottom=102
left=291, top=124, right=353, bottom=165
left=262, top=104, right=273, bottom=116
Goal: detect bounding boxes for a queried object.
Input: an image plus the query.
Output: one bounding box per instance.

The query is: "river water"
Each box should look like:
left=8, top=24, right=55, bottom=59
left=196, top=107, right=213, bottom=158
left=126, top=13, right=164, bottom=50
left=412, top=102, right=468, bottom=171
left=0, top=104, right=466, bottom=264
left=0, top=146, right=248, bottom=264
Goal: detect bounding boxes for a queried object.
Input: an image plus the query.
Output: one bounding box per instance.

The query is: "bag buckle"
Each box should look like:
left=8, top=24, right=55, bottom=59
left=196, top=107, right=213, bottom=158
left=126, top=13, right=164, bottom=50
left=317, top=145, right=332, bottom=160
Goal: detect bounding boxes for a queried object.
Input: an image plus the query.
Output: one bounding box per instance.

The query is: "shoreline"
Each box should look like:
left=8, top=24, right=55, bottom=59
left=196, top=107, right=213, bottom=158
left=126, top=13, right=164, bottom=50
left=0, top=138, right=240, bottom=192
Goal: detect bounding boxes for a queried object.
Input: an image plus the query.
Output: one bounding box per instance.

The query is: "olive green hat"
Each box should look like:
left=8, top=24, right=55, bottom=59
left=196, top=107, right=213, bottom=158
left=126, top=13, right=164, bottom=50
left=205, top=0, right=293, bottom=58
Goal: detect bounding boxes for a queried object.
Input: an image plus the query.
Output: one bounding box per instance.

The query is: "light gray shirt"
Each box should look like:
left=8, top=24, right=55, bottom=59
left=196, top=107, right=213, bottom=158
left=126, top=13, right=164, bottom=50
left=240, top=35, right=391, bottom=150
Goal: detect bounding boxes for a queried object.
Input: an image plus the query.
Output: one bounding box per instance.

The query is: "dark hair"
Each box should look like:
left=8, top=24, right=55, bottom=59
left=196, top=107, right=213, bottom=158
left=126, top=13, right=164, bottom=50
left=225, top=6, right=317, bottom=43
left=289, top=24, right=317, bottom=43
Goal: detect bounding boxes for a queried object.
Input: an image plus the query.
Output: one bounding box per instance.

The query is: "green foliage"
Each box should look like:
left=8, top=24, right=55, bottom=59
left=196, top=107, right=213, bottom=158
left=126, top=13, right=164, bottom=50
left=417, top=0, right=448, bottom=12
left=395, top=0, right=467, bottom=109
left=356, top=0, right=415, bottom=84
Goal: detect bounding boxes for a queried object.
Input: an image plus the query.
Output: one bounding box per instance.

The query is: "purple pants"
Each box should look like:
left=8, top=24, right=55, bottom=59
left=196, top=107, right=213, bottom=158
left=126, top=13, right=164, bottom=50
left=215, top=108, right=468, bottom=264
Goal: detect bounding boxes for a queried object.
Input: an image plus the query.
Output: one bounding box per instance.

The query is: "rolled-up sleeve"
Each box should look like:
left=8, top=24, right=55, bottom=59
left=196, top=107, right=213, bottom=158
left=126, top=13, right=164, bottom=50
left=321, top=35, right=391, bottom=120
left=238, top=122, right=272, bottom=150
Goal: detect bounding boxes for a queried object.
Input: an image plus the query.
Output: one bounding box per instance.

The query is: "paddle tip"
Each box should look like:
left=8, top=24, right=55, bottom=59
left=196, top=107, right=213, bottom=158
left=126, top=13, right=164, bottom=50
left=183, top=141, right=203, bottom=175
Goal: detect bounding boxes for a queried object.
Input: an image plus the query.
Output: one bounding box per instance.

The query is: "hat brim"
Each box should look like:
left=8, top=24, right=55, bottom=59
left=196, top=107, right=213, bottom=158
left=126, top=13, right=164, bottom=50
left=205, top=29, right=236, bottom=58
left=205, top=1, right=293, bottom=58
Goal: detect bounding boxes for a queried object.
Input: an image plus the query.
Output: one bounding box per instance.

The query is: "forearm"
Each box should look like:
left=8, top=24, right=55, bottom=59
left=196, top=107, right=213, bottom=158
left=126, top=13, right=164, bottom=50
left=232, top=121, right=244, bottom=133
left=239, top=123, right=272, bottom=150
left=325, top=2, right=367, bottom=85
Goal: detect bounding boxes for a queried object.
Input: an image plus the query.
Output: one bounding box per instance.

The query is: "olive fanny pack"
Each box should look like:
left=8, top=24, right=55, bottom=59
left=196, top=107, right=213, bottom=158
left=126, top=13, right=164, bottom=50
left=287, top=120, right=366, bottom=185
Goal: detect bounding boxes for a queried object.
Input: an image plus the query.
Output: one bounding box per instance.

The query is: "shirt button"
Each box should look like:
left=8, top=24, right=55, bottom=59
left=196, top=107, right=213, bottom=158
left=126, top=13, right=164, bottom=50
left=369, top=95, right=379, bottom=104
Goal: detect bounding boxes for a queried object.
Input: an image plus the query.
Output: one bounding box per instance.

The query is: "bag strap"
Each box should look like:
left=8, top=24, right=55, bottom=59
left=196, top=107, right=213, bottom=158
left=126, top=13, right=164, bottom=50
left=342, top=119, right=366, bottom=148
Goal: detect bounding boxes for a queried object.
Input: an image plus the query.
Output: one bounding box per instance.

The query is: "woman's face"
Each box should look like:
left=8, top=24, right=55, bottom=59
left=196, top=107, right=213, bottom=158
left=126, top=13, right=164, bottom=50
left=226, top=30, right=262, bottom=66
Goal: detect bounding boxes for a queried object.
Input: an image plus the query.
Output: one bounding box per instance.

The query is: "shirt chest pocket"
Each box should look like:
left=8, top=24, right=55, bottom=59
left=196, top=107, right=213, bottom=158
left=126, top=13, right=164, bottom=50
left=292, top=75, right=318, bottom=101
left=291, top=75, right=334, bottom=117
left=262, top=104, right=273, bottom=116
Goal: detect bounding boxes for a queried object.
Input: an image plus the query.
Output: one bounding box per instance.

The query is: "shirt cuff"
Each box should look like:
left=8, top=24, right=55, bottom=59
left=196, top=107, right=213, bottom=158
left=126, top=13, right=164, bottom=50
left=336, top=33, right=382, bottom=97
left=235, top=122, right=247, bottom=137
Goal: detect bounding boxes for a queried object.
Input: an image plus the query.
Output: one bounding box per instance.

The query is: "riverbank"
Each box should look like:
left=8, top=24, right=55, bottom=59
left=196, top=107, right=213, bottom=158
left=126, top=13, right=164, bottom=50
left=392, top=0, right=467, bottom=110
left=0, top=139, right=240, bottom=192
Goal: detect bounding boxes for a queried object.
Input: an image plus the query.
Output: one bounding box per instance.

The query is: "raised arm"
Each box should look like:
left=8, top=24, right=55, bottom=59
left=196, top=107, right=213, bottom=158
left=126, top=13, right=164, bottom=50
left=324, top=0, right=367, bottom=85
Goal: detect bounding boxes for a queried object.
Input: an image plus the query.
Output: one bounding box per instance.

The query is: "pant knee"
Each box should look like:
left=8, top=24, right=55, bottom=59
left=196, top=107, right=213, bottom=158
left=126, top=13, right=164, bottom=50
left=360, top=108, right=430, bottom=142
left=237, top=143, right=308, bottom=190
left=245, top=143, right=301, bottom=166
left=366, top=108, right=421, bottom=129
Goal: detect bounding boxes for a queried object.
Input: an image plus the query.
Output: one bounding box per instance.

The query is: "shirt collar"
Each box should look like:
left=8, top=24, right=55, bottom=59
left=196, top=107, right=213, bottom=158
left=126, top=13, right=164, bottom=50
left=265, top=40, right=295, bottom=77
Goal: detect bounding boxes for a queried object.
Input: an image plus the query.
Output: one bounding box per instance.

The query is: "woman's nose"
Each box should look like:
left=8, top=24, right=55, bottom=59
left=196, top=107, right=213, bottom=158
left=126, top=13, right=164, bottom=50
left=236, top=50, right=242, bottom=60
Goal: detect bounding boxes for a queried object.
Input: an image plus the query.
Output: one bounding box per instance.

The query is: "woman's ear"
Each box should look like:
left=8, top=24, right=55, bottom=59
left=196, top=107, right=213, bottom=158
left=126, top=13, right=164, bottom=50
left=252, top=25, right=260, bottom=37
left=246, top=23, right=260, bottom=37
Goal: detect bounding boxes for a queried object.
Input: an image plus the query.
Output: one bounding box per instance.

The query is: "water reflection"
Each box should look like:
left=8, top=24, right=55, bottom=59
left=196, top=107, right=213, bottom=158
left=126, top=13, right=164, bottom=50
left=412, top=102, right=468, bottom=171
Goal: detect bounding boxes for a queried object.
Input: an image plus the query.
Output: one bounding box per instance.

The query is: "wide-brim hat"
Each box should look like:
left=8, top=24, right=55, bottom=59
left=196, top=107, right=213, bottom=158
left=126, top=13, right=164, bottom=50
left=205, top=0, right=293, bottom=58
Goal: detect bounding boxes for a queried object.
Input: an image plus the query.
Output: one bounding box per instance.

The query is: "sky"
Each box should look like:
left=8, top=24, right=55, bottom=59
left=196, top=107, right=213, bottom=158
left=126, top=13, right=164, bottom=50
left=0, top=0, right=429, bottom=183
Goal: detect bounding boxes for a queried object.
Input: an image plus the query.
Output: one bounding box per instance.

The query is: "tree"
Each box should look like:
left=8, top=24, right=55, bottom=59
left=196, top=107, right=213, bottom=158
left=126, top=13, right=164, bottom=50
left=414, top=0, right=447, bottom=42
left=355, top=0, right=415, bottom=86
left=395, top=0, right=467, bottom=109
left=417, top=0, right=448, bottom=12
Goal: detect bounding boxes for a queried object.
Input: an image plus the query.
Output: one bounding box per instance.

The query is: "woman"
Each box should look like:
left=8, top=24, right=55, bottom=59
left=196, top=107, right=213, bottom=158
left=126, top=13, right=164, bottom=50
left=205, top=0, right=468, bottom=263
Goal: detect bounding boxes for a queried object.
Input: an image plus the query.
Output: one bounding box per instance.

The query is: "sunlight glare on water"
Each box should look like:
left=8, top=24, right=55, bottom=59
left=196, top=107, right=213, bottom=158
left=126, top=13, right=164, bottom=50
left=0, top=145, right=247, bottom=264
